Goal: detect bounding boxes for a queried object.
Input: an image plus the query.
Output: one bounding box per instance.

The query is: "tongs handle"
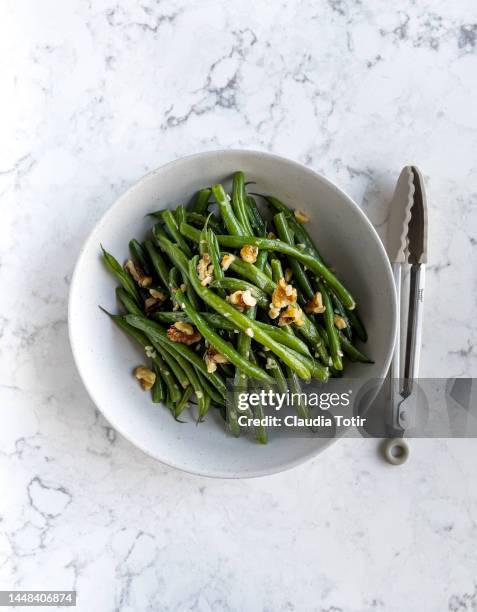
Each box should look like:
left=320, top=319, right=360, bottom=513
left=402, top=263, right=425, bottom=396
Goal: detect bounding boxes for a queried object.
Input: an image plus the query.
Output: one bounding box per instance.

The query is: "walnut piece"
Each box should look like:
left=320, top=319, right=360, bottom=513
left=294, top=209, right=310, bottom=224
left=271, top=278, right=297, bottom=309
left=204, top=347, right=229, bottom=373
left=226, top=289, right=257, bottom=311
left=124, top=260, right=152, bottom=287
left=134, top=366, right=156, bottom=391
left=278, top=305, right=305, bottom=327
left=220, top=253, right=236, bottom=271
left=240, top=244, right=259, bottom=264
left=144, top=288, right=167, bottom=313
left=197, top=253, right=214, bottom=286
left=268, top=305, right=281, bottom=319
left=144, top=297, right=162, bottom=313
left=144, top=346, right=157, bottom=358
left=167, top=322, right=202, bottom=345
left=333, top=314, right=347, bottom=330
left=305, top=291, right=326, bottom=314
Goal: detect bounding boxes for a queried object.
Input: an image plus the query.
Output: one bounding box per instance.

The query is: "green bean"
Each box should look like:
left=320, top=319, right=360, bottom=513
left=210, top=278, right=269, bottom=308
left=116, top=287, right=143, bottom=316
left=207, top=229, right=224, bottom=283
left=228, top=257, right=276, bottom=294
left=339, top=333, right=373, bottom=363
left=169, top=266, right=181, bottom=290
left=100, top=309, right=183, bottom=404
left=265, top=355, right=288, bottom=394
left=263, top=261, right=273, bottom=279
left=147, top=348, right=182, bottom=405
left=317, top=280, right=343, bottom=371
left=162, top=209, right=193, bottom=258
left=196, top=370, right=226, bottom=406
left=151, top=365, right=166, bottom=403
left=175, top=290, right=273, bottom=381
left=269, top=256, right=329, bottom=365
left=346, top=308, right=368, bottom=343
left=264, top=195, right=325, bottom=262
left=143, top=240, right=169, bottom=288
left=101, top=246, right=140, bottom=303
left=190, top=187, right=211, bottom=214
left=175, top=386, right=194, bottom=417
left=232, top=171, right=254, bottom=235
left=175, top=204, right=187, bottom=227
left=274, top=213, right=314, bottom=300
left=270, top=257, right=284, bottom=284
left=248, top=350, right=268, bottom=444
left=286, top=366, right=310, bottom=421
left=158, top=342, right=209, bottom=420
left=186, top=212, right=222, bottom=233
left=152, top=310, right=229, bottom=328
left=154, top=234, right=201, bottom=310
left=151, top=311, right=311, bottom=356
left=158, top=344, right=191, bottom=389
left=188, top=256, right=312, bottom=379
left=125, top=314, right=227, bottom=397
left=221, top=256, right=326, bottom=359
left=232, top=248, right=268, bottom=430
left=129, top=239, right=151, bottom=275
left=198, top=226, right=208, bottom=257
left=180, top=222, right=355, bottom=309
left=152, top=221, right=169, bottom=243
left=199, top=394, right=211, bottom=424
left=224, top=236, right=355, bottom=309
left=331, top=292, right=352, bottom=341
left=212, top=184, right=246, bottom=236
left=246, top=195, right=266, bottom=237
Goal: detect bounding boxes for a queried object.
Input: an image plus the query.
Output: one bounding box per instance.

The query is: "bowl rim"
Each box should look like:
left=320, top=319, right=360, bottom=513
left=68, top=149, right=397, bottom=479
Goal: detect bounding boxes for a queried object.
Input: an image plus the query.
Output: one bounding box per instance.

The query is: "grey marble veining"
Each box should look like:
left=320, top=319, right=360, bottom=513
left=1, top=1, right=477, bottom=610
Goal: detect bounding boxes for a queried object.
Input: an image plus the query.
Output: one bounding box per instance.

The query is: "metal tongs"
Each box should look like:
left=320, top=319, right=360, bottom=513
left=383, top=167, right=428, bottom=464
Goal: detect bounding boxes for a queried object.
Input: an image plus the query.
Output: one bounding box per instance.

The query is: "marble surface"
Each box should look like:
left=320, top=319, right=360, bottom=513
left=1, top=1, right=477, bottom=610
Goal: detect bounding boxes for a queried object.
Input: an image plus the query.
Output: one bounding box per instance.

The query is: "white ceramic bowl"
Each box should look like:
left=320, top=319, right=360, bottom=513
left=69, top=150, right=396, bottom=478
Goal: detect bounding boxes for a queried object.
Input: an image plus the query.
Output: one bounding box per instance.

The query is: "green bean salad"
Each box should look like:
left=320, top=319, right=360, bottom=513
left=101, top=171, right=372, bottom=441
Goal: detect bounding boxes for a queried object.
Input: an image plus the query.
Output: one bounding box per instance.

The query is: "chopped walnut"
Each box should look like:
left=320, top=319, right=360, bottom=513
left=204, top=347, right=229, bottom=373
left=245, top=327, right=254, bottom=338
left=124, top=260, right=152, bottom=287
left=305, top=291, right=326, bottom=314
left=149, top=288, right=167, bottom=301
left=167, top=322, right=202, bottom=345
left=144, top=346, right=157, bottom=359
left=134, top=366, right=156, bottom=391
left=144, top=297, right=163, bottom=313
left=284, top=268, right=293, bottom=283
left=221, top=253, right=236, bottom=271
left=175, top=321, right=195, bottom=335
left=268, top=305, right=281, bottom=319
left=197, top=253, right=214, bottom=286
left=278, top=305, right=305, bottom=327
left=240, top=244, right=259, bottom=264
left=271, top=278, right=297, bottom=309
left=226, top=289, right=257, bottom=311
left=334, top=314, right=347, bottom=330
left=294, top=209, right=310, bottom=224
left=265, top=357, right=277, bottom=370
